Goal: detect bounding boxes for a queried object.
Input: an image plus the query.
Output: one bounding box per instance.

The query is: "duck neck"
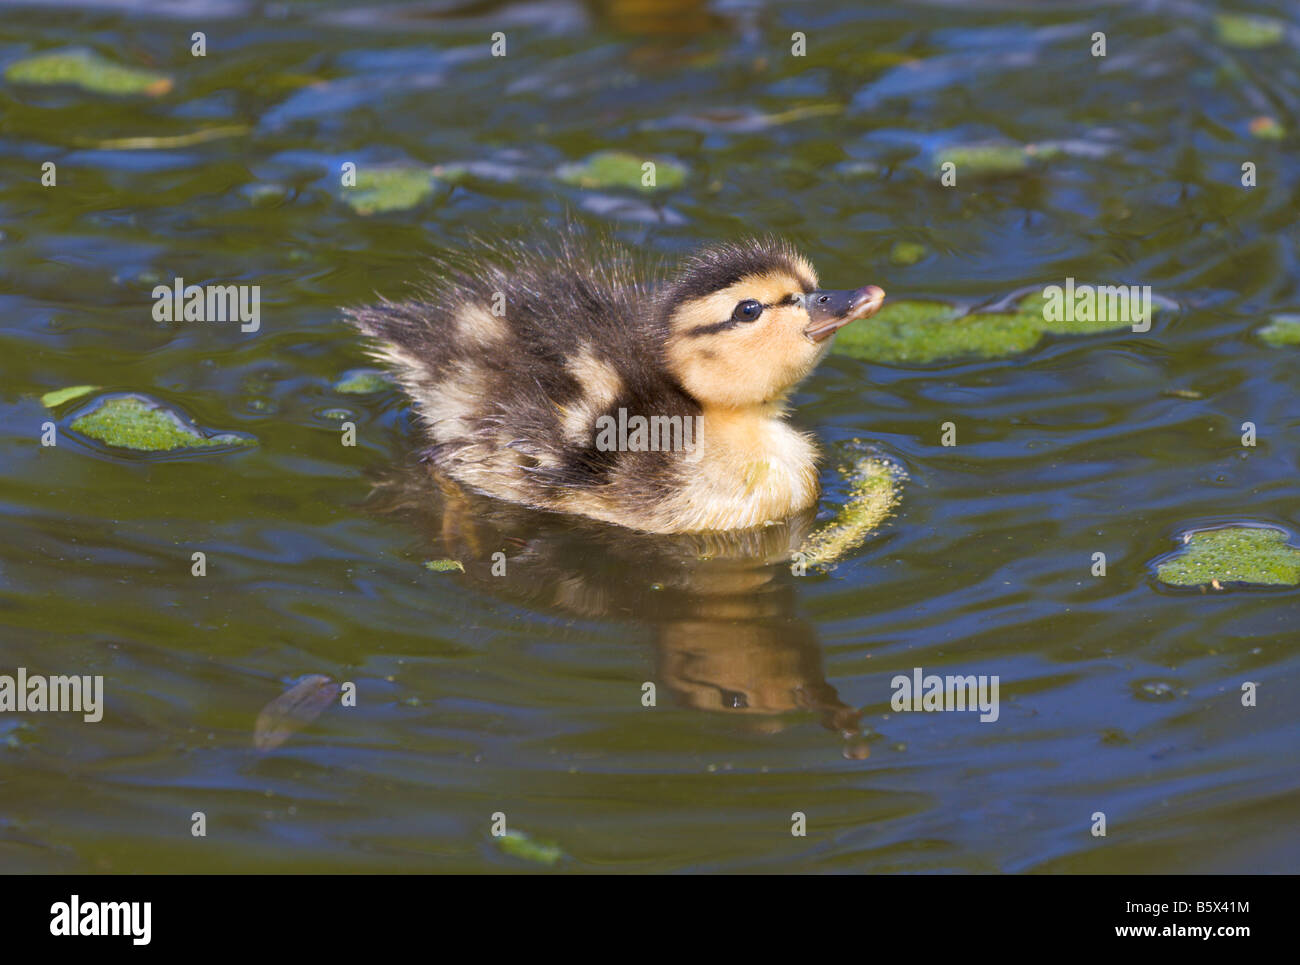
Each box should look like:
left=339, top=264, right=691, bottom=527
left=698, top=401, right=789, bottom=449
left=686, top=401, right=819, bottom=525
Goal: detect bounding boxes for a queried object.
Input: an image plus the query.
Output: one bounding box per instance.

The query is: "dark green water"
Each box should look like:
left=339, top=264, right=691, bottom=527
left=1, top=0, right=1297, bottom=873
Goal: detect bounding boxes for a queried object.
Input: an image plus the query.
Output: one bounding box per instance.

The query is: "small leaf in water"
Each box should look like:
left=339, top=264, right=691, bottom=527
left=344, top=166, right=438, bottom=215
left=254, top=674, right=341, bottom=752
left=889, top=241, right=926, bottom=266
left=40, top=385, right=99, bottom=408
left=497, top=830, right=565, bottom=866
left=934, top=143, right=1031, bottom=178
left=334, top=369, right=392, bottom=394
left=424, top=559, right=465, bottom=573
left=1214, top=14, right=1286, bottom=49
left=68, top=394, right=254, bottom=452
left=5, top=49, right=172, bottom=96
left=1156, top=526, right=1300, bottom=588
left=557, top=151, right=686, bottom=192
left=1258, top=315, right=1300, bottom=346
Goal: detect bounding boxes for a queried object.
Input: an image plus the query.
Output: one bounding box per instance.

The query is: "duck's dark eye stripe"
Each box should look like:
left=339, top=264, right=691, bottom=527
left=684, top=319, right=739, bottom=337
left=684, top=293, right=806, bottom=336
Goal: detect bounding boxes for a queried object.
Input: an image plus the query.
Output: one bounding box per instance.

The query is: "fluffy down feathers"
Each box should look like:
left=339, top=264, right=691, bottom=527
left=347, top=229, right=829, bottom=533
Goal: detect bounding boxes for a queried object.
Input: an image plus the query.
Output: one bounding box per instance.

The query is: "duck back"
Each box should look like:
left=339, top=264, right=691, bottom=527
left=347, top=234, right=700, bottom=523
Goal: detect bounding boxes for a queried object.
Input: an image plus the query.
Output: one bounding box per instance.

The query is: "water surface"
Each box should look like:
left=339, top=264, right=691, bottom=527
left=1, top=0, right=1297, bottom=872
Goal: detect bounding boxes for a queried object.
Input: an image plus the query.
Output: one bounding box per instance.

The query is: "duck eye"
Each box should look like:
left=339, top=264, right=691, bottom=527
left=732, top=299, right=763, bottom=322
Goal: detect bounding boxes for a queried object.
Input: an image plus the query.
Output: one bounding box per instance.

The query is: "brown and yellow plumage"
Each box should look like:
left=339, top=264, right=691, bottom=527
left=346, top=229, right=884, bottom=533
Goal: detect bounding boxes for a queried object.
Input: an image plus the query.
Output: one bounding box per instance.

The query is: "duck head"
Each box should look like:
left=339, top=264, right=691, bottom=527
left=660, top=238, right=884, bottom=408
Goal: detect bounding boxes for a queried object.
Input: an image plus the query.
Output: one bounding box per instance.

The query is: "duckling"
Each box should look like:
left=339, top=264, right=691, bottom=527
left=347, top=232, right=884, bottom=534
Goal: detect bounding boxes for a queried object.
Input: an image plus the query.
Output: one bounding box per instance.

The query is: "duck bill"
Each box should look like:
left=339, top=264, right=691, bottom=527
left=804, top=285, right=886, bottom=342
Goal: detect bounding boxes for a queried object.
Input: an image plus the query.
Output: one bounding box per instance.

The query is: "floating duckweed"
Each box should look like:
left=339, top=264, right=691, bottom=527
left=40, top=384, right=99, bottom=408
left=424, top=559, right=465, bottom=573
left=1033, top=291, right=1150, bottom=336
left=1259, top=315, right=1300, bottom=346
left=1156, top=526, right=1300, bottom=588
left=834, top=299, right=1034, bottom=363
left=798, top=456, right=906, bottom=570
left=834, top=292, right=1149, bottom=364
left=889, top=241, right=927, bottom=266
left=345, top=166, right=437, bottom=215
left=497, top=830, right=565, bottom=866
left=5, top=49, right=172, bottom=96
left=557, top=151, right=686, bottom=192
left=334, top=369, right=392, bottom=393
left=1214, top=14, right=1286, bottom=49
left=69, top=395, right=253, bottom=452
left=935, top=143, right=1031, bottom=177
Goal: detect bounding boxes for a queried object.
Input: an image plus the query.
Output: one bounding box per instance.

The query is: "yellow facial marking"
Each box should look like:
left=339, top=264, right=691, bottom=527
left=665, top=268, right=829, bottom=408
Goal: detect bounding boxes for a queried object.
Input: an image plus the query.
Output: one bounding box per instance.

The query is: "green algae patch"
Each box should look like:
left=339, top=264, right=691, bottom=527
left=69, top=394, right=254, bottom=453
left=1035, top=291, right=1149, bottom=336
left=344, top=166, right=437, bottom=215
left=1259, top=315, right=1300, bottom=346
left=497, top=830, right=565, bottom=866
left=798, top=455, right=906, bottom=571
left=424, top=559, right=465, bottom=573
left=834, top=292, right=1150, bottom=365
left=6, top=50, right=172, bottom=97
left=889, top=241, right=926, bottom=266
left=334, top=369, right=392, bottom=394
left=1156, top=527, right=1300, bottom=588
left=1214, top=14, right=1285, bottom=49
left=834, top=299, right=1037, bottom=364
left=41, top=385, right=99, bottom=409
left=557, top=151, right=686, bottom=192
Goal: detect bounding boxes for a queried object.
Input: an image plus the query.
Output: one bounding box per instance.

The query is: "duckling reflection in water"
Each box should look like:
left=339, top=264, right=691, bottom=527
left=365, top=463, right=870, bottom=754
left=347, top=230, right=884, bottom=534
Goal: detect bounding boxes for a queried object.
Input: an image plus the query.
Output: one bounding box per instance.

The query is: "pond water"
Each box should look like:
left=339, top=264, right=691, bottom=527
left=1, top=0, right=1297, bottom=872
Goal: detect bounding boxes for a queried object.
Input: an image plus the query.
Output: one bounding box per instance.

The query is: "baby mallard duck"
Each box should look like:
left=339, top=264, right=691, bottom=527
left=348, top=234, right=884, bottom=534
